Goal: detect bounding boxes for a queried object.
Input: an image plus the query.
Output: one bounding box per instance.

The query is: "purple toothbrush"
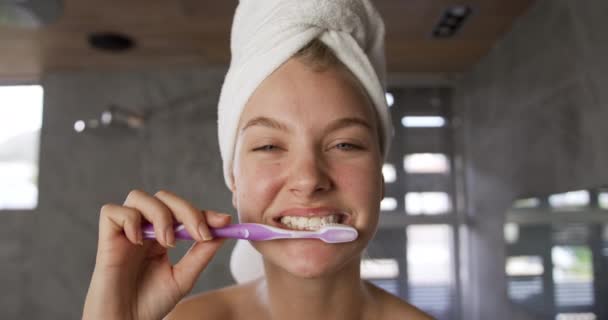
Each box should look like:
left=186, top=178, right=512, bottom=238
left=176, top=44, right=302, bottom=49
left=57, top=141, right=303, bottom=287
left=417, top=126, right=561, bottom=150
left=142, top=223, right=358, bottom=244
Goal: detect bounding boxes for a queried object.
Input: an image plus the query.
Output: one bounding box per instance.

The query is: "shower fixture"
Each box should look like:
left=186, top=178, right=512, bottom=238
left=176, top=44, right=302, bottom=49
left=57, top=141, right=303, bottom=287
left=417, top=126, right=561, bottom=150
left=74, top=105, right=145, bottom=133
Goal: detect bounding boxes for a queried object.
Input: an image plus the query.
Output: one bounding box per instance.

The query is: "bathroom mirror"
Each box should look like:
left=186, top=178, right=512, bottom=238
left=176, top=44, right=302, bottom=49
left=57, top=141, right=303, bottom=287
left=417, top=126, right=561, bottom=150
left=504, top=187, right=608, bottom=320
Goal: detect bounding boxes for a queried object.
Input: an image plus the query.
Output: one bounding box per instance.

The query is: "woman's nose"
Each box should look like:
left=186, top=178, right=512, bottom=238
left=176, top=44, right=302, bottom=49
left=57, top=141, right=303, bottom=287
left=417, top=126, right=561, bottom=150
left=286, top=152, right=331, bottom=197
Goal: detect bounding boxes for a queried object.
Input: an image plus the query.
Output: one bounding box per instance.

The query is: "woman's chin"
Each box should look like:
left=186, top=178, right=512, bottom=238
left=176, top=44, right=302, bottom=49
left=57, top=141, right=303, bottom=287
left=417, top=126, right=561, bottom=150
left=258, top=239, right=357, bottom=278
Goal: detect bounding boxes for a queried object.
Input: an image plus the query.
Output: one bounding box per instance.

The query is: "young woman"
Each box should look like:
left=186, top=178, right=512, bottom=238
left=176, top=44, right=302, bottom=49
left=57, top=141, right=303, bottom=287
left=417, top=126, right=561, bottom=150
left=83, top=1, right=434, bottom=319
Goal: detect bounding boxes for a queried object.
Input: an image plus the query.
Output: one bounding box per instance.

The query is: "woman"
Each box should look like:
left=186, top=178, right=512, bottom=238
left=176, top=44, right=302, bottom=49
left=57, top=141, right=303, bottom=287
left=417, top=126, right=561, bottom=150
left=83, top=1, right=434, bottom=319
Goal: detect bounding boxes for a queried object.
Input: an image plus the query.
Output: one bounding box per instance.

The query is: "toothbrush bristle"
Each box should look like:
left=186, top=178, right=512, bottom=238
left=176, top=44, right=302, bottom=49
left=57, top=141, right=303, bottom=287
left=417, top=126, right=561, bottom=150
left=318, top=224, right=358, bottom=243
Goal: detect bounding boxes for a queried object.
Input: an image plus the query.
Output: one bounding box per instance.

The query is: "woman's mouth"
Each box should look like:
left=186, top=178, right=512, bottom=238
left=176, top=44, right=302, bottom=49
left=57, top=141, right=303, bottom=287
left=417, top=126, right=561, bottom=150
left=274, top=213, right=348, bottom=231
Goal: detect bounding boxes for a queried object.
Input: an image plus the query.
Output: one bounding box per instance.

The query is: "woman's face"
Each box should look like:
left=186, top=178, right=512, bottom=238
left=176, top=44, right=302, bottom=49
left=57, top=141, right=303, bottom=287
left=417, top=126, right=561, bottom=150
left=231, top=58, right=384, bottom=278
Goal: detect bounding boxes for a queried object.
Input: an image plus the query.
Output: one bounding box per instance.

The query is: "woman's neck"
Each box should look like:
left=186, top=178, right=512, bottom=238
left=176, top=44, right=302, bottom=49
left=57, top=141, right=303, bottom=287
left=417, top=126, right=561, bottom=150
left=256, top=259, right=376, bottom=320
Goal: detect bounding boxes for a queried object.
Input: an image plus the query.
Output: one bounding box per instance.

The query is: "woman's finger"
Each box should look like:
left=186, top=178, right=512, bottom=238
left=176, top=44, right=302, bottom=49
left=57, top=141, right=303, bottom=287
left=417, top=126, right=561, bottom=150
left=172, top=239, right=224, bottom=295
left=123, top=189, right=175, bottom=247
left=204, top=210, right=234, bottom=228
left=96, top=204, right=148, bottom=271
left=153, top=190, right=214, bottom=242
left=98, top=203, right=143, bottom=246
left=171, top=213, right=231, bottom=295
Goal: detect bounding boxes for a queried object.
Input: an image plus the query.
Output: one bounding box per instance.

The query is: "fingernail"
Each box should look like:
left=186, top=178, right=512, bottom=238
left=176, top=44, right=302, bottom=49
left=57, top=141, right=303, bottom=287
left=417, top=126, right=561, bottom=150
left=165, top=227, right=176, bottom=247
left=198, top=222, right=213, bottom=241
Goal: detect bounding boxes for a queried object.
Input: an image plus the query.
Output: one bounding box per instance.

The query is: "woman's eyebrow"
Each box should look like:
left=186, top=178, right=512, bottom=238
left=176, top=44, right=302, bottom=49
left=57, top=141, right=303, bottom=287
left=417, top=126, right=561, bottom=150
left=240, top=116, right=289, bottom=134
left=324, top=117, right=373, bottom=134
left=240, top=116, right=372, bottom=135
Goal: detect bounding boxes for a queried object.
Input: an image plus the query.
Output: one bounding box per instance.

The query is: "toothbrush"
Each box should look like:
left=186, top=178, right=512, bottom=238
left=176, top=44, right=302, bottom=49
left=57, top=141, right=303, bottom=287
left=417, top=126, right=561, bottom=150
left=141, top=223, right=358, bottom=244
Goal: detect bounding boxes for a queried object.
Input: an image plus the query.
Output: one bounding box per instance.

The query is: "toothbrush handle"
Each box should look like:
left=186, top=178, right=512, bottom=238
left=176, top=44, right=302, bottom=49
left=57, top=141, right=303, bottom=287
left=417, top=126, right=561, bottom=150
left=141, top=223, right=287, bottom=241
left=141, top=223, right=357, bottom=243
left=211, top=224, right=254, bottom=239
left=141, top=223, right=193, bottom=240
left=212, top=223, right=290, bottom=240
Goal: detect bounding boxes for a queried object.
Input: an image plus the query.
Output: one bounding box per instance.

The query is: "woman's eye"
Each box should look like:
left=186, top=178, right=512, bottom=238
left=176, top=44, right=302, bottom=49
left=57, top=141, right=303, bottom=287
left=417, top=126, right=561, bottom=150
left=334, top=142, right=361, bottom=151
left=253, top=145, right=278, bottom=152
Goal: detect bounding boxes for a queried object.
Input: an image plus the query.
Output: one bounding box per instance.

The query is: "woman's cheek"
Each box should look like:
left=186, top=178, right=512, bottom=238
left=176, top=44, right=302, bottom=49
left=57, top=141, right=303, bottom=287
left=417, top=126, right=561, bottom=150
left=236, top=160, right=284, bottom=222
left=335, top=162, right=381, bottom=196
left=333, top=162, right=382, bottom=225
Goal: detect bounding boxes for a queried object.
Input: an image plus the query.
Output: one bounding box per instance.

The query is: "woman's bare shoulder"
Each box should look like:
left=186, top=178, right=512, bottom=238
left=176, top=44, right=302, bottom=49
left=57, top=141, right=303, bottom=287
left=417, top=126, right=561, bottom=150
left=366, top=281, right=436, bottom=320
left=165, top=280, right=259, bottom=320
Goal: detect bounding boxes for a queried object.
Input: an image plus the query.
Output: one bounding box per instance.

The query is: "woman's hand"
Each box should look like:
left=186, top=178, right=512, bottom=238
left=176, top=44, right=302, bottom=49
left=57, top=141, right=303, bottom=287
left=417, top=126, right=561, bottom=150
left=82, top=189, right=231, bottom=320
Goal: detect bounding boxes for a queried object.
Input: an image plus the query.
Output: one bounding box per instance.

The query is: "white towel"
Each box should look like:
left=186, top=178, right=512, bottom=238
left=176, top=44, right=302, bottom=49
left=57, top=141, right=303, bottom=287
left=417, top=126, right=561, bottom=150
left=229, top=238, right=265, bottom=284
left=217, top=0, right=393, bottom=189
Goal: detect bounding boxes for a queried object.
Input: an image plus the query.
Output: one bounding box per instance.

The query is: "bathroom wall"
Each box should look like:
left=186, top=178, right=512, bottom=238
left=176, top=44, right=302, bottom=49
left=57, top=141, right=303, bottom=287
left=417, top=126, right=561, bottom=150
left=1, top=66, right=237, bottom=319
left=453, top=0, right=608, bottom=319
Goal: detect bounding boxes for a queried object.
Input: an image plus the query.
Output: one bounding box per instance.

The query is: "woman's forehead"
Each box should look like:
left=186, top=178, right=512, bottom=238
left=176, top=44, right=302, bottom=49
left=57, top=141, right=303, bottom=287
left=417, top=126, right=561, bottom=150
left=239, top=58, right=376, bottom=129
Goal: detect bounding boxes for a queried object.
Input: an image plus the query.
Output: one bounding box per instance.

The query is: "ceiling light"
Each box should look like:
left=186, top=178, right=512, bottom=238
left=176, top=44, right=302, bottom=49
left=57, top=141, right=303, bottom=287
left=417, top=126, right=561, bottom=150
left=432, top=5, right=472, bottom=39
left=448, top=5, right=470, bottom=18
left=401, top=116, right=446, bottom=128
left=88, top=32, right=136, bottom=52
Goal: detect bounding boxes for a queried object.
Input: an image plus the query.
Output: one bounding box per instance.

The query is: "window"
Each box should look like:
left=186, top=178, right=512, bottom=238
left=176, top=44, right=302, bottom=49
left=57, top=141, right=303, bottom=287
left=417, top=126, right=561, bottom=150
left=403, top=153, right=450, bottom=174
left=382, top=163, right=396, bottom=183
left=407, top=225, right=454, bottom=319
left=552, top=246, right=594, bottom=307
left=401, top=116, right=445, bottom=128
left=361, top=258, right=400, bottom=279
left=555, top=313, right=597, bottom=320
left=549, top=190, right=590, bottom=209
left=599, top=192, right=608, bottom=209
left=508, top=276, right=544, bottom=303
left=506, top=255, right=544, bottom=302
left=504, top=223, right=520, bottom=244
left=506, top=256, right=544, bottom=276
left=504, top=212, right=607, bottom=318
left=0, top=85, right=44, bottom=210
left=513, top=197, right=541, bottom=209
left=405, top=192, right=451, bottom=215
left=380, top=197, right=398, bottom=211
left=375, top=88, right=458, bottom=320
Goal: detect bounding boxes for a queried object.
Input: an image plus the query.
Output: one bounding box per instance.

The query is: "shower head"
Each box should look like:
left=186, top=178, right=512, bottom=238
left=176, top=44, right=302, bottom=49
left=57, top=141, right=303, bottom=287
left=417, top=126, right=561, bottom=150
left=74, top=105, right=145, bottom=133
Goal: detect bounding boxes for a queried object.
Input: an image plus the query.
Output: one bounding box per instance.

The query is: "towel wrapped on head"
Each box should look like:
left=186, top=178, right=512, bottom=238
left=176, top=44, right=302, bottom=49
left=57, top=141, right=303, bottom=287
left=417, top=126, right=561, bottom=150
left=219, top=0, right=392, bottom=283
left=218, top=0, right=393, bottom=189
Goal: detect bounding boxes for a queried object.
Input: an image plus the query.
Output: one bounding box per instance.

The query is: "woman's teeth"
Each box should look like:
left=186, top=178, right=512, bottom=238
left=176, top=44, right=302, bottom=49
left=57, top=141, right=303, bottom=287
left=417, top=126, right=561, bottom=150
left=280, top=214, right=340, bottom=231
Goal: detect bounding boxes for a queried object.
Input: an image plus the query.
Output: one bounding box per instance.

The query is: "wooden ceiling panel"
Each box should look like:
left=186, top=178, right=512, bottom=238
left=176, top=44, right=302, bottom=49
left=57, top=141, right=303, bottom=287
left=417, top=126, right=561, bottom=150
left=0, top=0, right=535, bottom=80
left=388, top=39, right=494, bottom=70
left=178, top=0, right=238, bottom=18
